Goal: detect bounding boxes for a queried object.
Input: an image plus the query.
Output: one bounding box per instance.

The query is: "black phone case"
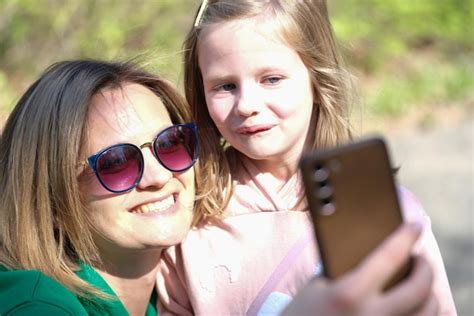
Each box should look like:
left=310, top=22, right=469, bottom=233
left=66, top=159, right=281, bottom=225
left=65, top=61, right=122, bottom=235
left=300, top=136, right=411, bottom=290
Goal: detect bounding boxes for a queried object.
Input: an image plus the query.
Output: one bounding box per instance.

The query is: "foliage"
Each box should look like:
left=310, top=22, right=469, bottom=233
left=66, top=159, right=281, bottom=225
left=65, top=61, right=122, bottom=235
left=329, top=0, right=474, bottom=73
left=365, top=57, right=473, bottom=116
left=329, top=0, right=474, bottom=117
left=0, top=0, right=472, bottom=121
left=0, top=0, right=198, bottom=87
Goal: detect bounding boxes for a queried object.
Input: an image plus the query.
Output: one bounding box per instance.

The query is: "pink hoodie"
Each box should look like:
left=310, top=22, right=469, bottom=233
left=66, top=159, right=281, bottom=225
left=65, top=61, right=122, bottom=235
left=156, top=156, right=456, bottom=315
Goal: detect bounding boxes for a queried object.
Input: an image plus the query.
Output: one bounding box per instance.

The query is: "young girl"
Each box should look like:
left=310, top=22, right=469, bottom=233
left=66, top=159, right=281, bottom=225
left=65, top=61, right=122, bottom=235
left=156, top=1, right=456, bottom=315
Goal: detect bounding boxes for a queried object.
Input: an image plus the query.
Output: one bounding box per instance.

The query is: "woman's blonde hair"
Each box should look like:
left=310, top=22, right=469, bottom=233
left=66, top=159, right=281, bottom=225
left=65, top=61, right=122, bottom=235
left=0, top=59, right=195, bottom=297
left=184, top=0, right=353, bottom=220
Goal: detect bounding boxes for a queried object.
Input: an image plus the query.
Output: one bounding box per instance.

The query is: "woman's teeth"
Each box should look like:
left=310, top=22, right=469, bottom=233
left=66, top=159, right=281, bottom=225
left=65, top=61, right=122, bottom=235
left=132, top=196, right=175, bottom=214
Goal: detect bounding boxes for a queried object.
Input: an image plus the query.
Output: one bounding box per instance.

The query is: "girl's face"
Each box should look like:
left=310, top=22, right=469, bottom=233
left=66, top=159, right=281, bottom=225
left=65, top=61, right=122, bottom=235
left=198, top=18, right=314, bottom=171
left=78, top=83, right=195, bottom=255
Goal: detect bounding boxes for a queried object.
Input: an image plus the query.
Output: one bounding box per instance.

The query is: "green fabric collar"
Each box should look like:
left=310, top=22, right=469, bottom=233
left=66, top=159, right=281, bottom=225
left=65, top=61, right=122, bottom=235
left=76, top=262, right=157, bottom=316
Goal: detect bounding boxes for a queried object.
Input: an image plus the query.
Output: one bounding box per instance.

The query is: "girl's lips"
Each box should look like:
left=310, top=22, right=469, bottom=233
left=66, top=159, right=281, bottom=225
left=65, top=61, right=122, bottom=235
left=236, top=124, right=274, bottom=135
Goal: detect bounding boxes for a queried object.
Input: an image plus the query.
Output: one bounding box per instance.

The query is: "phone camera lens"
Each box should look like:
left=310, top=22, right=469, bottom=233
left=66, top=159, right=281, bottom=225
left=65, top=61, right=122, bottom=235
left=313, top=167, right=329, bottom=182
left=316, top=184, right=333, bottom=199
left=320, top=202, right=336, bottom=216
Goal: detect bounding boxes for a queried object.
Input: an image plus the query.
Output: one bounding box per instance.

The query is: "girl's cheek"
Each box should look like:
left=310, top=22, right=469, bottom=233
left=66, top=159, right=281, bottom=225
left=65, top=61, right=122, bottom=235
left=208, top=101, right=231, bottom=120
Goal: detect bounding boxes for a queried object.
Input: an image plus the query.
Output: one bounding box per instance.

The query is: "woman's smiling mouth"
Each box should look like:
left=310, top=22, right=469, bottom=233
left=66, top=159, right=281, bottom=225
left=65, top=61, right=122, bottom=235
left=130, top=195, right=176, bottom=215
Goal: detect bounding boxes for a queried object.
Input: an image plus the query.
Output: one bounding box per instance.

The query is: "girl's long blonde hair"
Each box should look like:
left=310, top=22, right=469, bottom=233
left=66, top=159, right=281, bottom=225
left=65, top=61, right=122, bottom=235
left=184, top=0, right=354, bottom=221
left=0, top=59, right=195, bottom=297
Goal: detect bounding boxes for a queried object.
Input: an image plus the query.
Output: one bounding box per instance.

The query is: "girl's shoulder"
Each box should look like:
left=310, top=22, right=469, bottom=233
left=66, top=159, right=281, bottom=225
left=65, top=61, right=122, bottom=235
left=0, top=266, right=88, bottom=315
left=397, top=185, right=429, bottom=224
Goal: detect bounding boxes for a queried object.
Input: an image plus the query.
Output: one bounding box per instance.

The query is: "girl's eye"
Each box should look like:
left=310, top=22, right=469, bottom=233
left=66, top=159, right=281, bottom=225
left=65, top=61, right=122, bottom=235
left=263, top=76, right=282, bottom=85
left=217, top=83, right=236, bottom=92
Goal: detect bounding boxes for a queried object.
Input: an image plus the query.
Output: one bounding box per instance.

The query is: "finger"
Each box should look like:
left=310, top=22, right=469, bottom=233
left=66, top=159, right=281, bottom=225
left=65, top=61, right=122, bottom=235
left=415, top=292, right=439, bottom=316
left=378, top=256, right=434, bottom=315
left=344, top=223, right=422, bottom=295
left=280, top=277, right=330, bottom=316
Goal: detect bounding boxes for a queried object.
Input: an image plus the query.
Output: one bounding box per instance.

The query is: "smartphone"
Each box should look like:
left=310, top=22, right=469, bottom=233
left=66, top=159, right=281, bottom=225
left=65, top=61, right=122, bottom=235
left=299, top=136, right=411, bottom=290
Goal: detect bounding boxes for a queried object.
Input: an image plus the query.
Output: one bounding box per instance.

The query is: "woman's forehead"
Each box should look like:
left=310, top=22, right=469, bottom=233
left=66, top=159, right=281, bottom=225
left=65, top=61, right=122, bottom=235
left=90, top=84, right=171, bottom=125
left=82, top=83, right=172, bottom=152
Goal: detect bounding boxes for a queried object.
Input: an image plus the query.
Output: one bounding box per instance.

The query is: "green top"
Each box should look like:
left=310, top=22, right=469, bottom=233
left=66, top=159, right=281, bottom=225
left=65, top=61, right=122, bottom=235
left=0, top=263, right=158, bottom=316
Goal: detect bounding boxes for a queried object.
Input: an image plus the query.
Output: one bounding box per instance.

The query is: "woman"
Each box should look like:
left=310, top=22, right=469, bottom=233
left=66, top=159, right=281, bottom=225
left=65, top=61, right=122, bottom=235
left=0, top=60, right=199, bottom=315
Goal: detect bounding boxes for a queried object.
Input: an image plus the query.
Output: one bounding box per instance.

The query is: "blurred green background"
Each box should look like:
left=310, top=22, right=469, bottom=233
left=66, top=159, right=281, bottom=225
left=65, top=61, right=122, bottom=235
left=0, top=0, right=472, bottom=129
left=0, top=0, right=473, bottom=314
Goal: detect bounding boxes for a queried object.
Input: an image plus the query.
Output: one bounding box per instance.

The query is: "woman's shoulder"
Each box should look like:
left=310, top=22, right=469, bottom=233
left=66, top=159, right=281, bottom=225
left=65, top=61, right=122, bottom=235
left=0, top=266, right=87, bottom=315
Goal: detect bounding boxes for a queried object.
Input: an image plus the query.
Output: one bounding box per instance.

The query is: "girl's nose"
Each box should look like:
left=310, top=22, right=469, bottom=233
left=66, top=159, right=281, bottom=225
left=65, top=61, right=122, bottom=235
left=136, top=146, right=172, bottom=190
left=235, top=83, right=260, bottom=117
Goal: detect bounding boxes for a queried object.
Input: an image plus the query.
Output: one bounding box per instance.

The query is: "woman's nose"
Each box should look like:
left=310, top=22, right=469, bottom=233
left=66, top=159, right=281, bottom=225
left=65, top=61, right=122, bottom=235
left=136, top=146, right=172, bottom=190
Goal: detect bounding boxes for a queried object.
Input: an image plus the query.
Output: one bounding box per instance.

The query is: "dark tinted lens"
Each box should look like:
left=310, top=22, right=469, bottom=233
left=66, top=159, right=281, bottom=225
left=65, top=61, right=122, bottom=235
left=96, top=144, right=143, bottom=192
left=154, top=125, right=197, bottom=171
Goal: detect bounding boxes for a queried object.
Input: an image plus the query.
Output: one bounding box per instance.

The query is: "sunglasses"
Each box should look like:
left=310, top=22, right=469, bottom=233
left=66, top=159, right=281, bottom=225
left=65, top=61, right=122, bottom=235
left=84, top=123, right=199, bottom=193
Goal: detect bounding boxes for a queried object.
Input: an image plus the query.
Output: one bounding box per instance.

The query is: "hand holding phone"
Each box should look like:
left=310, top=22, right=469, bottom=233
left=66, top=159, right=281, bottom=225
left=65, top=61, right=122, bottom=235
left=299, top=136, right=412, bottom=290
left=281, top=224, right=437, bottom=316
